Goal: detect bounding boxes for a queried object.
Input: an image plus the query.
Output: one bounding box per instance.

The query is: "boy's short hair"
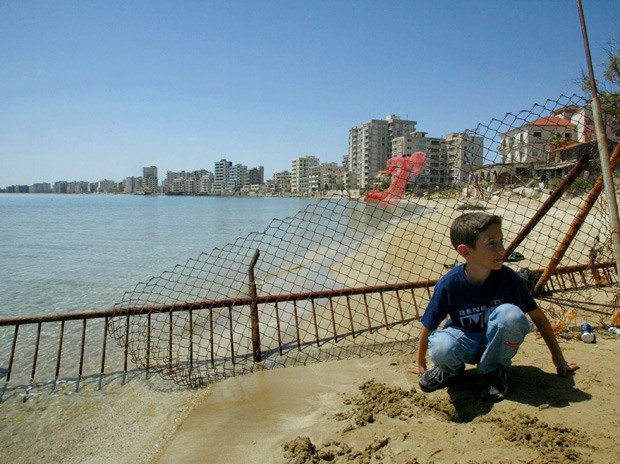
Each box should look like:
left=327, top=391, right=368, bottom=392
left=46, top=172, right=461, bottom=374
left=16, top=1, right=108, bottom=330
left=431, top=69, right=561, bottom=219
left=450, top=212, right=502, bottom=250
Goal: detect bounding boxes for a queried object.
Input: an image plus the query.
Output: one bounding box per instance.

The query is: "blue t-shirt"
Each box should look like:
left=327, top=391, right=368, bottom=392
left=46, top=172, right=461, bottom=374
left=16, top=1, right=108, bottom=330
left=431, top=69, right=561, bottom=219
left=421, top=264, right=537, bottom=332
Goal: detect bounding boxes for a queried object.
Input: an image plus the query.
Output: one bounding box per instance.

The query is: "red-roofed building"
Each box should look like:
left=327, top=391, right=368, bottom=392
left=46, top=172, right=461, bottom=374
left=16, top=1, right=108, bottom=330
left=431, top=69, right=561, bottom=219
left=463, top=103, right=619, bottom=194
left=499, top=115, right=578, bottom=164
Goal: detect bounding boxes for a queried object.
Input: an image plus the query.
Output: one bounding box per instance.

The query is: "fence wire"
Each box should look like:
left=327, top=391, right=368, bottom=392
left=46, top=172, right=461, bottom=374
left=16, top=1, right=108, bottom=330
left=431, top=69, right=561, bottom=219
left=109, top=94, right=620, bottom=388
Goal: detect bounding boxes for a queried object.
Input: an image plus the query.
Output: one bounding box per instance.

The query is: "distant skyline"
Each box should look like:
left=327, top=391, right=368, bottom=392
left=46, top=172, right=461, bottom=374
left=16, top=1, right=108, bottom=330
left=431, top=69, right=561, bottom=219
left=1, top=0, right=619, bottom=187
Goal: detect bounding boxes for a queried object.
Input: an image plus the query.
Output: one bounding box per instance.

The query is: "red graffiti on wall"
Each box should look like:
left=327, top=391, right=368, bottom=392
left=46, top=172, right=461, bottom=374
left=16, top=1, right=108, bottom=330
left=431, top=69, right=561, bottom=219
left=364, top=152, right=427, bottom=206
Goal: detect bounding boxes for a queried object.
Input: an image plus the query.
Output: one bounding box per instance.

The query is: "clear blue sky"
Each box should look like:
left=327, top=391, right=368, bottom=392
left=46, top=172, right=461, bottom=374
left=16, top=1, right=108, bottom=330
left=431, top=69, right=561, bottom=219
left=1, top=0, right=618, bottom=187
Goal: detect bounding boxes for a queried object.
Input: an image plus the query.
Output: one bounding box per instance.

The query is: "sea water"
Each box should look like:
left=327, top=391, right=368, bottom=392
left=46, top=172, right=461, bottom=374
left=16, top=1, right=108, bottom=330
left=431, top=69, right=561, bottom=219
left=0, top=194, right=428, bottom=377
left=0, top=194, right=318, bottom=317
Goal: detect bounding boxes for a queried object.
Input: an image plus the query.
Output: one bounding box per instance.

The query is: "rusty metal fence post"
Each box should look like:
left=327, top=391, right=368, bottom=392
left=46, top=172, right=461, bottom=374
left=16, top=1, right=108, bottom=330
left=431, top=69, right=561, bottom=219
left=534, top=143, right=620, bottom=294
left=248, top=249, right=262, bottom=363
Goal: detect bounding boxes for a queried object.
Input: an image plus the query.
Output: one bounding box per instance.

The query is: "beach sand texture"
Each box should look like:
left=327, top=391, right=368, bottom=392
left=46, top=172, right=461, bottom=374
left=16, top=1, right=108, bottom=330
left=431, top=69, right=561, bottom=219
left=154, top=334, right=619, bottom=464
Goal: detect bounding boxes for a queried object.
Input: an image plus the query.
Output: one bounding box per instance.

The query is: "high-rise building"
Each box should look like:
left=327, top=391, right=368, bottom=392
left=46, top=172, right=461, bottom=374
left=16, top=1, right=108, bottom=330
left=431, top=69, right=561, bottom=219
left=271, top=171, right=292, bottom=193
left=248, top=166, right=264, bottom=186
left=213, top=159, right=232, bottom=193
left=291, top=156, right=319, bottom=194
left=390, top=131, right=483, bottom=187
left=199, top=173, right=214, bottom=194
left=30, top=183, right=52, bottom=193
left=227, top=164, right=248, bottom=192
left=96, top=180, right=116, bottom=193
left=53, top=181, right=68, bottom=194
left=171, top=177, right=187, bottom=194
left=392, top=131, right=448, bottom=186
left=347, top=115, right=417, bottom=189
left=446, top=133, right=484, bottom=185
left=143, top=166, right=158, bottom=194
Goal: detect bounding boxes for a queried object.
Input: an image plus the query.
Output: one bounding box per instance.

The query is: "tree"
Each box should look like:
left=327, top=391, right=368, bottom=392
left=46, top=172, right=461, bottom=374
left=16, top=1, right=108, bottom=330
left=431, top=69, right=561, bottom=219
left=549, top=132, right=571, bottom=149
left=581, top=37, right=620, bottom=130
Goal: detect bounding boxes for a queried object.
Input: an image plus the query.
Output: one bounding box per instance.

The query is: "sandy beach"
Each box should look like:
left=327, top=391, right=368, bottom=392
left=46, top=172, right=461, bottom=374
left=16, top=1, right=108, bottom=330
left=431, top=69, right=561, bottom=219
left=153, top=329, right=619, bottom=464
left=2, top=193, right=619, bottom=463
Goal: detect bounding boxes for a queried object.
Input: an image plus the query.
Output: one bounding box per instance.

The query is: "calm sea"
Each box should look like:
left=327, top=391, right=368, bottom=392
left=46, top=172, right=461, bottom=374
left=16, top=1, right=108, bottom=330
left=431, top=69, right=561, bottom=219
left=0, top=194, right=317, bottom=318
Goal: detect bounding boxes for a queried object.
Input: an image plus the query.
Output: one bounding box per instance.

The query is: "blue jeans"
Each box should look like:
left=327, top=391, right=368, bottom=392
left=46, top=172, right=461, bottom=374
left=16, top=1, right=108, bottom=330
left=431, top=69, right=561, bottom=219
left=428, top=303, right=531, bottom=375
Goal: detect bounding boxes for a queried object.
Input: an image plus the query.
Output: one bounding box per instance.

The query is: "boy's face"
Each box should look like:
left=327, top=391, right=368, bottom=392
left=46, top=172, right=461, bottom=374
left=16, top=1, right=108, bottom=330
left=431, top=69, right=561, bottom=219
left=460, top=223, right=505, bottom=271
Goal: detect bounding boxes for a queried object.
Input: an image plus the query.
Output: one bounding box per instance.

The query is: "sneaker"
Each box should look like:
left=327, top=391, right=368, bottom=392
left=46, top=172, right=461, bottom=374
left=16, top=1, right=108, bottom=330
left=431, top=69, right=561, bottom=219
left=481, top=367, right=509, bottom=402
left=419, top=365, right=461, bottom=392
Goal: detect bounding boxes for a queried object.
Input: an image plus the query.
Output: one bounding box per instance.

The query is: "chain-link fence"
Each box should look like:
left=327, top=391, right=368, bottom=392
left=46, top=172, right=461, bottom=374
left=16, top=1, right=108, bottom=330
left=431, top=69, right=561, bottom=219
left=109, top=93, right=620, bottom=388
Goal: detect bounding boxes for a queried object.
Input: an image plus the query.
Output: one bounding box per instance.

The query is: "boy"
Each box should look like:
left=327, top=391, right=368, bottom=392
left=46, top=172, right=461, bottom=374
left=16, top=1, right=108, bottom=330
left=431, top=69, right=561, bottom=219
left=411, top=212, right=579, bottom=401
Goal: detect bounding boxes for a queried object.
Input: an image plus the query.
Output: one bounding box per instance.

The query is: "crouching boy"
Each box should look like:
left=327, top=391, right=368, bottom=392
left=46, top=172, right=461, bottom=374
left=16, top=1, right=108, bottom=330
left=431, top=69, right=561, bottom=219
left=411, top=212, right=578, bottom=401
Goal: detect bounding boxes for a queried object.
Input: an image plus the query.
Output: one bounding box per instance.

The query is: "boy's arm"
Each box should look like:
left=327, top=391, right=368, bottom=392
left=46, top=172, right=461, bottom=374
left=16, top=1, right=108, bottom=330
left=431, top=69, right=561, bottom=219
left=529, top=308, right=580, bottom=376
left=409, top=326, right=431, bottom=375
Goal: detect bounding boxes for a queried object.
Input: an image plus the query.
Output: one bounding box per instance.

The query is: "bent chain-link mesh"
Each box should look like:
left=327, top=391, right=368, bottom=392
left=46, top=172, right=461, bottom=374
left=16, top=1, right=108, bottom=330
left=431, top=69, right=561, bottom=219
left=109, top=94, right=620, bottom=388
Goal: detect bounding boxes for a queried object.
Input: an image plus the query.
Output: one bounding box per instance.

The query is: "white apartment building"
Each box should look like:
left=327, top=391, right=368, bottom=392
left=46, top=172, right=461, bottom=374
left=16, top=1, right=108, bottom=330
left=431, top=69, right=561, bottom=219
left=392, top=131, right=448, bottom=186
left=30, top=183, right=52, bottom=193
left=199, top=173, right=214, bottom=194
left=496, top=103, right=617, bottom=165
left=415, top=132, right=448, bottom=186
left=227, top=163, right=248, bottom=192
left=308, top=162, right=344, bottom=192
left=96, top=180, right=116, bottom=193
left=187, top=177, right=199, bottom=195
left=171, top=177, right=187, bottom=194
left=291, top=156, right=319, bottom=194
left=348, top=115, right=417, bottom=189
left=124, top=177, right=144, bottom=193
left=163, top=171, right=187, bottom=194
left=499, top=117, right=577, bottom=164
left=446, top=132, right=484, bottom=185
left=390, top=131, right=482, bottom=187
left=213, top=159, right=232, bottom=193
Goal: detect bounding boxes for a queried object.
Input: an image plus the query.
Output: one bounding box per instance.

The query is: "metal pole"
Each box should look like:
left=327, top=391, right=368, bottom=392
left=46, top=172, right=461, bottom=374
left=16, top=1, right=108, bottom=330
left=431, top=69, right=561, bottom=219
left=576, top=0, right=620, bottom=283
left=248, top=249, right=262, bottom=363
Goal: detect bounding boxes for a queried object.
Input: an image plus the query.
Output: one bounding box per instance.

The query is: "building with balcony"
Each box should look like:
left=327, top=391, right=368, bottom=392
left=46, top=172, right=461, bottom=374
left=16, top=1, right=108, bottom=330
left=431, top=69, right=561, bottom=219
left=291, top=156, right=319, bottom=194
left=499, top=117, right=577, bottom=164
left=249, top=166, right=264, bottom=186
left=347, top=115, right=417, bottom=189
left=226, top=164, right=249, bottom=192
left=213, top=159, right=232, bottom=193
left=308, top=162, right=344, bottom=193
left=271, top=170, right=292, bottom=193
left=446, top=132, right=484, bottom=185
left=199, top=173, right=214, bottom=194
left=392, top=131, right=448, bottom=186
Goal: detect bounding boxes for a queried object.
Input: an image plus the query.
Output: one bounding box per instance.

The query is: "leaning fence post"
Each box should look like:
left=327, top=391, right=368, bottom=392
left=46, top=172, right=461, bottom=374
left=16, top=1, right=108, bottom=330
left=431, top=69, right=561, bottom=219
left=533, top=144, right=620, bottom=295
left=577, top=0, right=620, bottom=283
left=248, top=249, right=262, bottom=363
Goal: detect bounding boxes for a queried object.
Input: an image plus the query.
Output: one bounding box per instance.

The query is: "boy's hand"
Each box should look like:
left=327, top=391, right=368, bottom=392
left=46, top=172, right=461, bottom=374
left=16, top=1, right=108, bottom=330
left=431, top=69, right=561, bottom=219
left=555, top=358, right=580, bottom=376
left=408, top=361, right=427, bottom=376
